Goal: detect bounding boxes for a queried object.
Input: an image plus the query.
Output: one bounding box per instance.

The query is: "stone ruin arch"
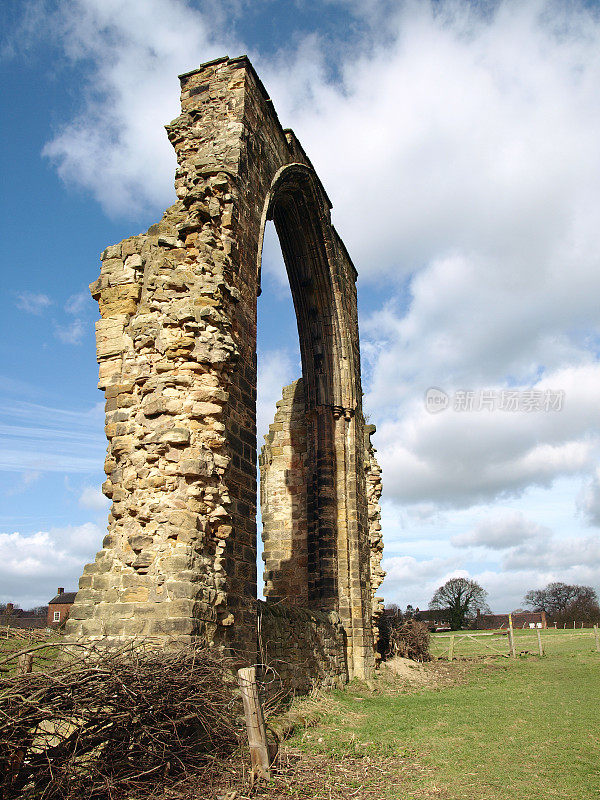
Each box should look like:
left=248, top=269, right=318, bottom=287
left=66, top=55, right=384, bottom=683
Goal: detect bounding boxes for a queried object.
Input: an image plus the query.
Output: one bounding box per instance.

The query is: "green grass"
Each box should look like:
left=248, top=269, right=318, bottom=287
left=430, top=627, right=599, bottom=659
left=0, top=631, right=61, bottom=675
left=287, top=647, right=600, bottom=799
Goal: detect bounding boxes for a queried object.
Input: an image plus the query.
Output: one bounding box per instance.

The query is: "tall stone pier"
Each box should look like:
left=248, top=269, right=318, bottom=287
left=66, top=55, right=383, bottom=680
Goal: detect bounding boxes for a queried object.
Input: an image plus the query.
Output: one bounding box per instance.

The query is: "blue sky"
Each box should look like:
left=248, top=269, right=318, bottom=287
left=1, top=0, right=600, bottom=612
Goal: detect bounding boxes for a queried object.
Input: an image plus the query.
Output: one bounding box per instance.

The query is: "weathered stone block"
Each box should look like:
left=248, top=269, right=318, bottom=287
left=178, top=458, right=212, bottom=477
left=158, top=427, right=190, bottom=445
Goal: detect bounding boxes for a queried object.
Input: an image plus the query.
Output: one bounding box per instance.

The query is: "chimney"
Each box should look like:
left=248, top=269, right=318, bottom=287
left=6, top=602, right=14, bottom=613
left=57, top=587, right=64, bottom=596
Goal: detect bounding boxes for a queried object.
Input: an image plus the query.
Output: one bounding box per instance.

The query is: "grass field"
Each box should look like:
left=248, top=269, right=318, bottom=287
left=282, top=632, right=600, bottom=799
left=430, top=626, right=599, bottom=659
left=0, top=630, right=61, bottom=675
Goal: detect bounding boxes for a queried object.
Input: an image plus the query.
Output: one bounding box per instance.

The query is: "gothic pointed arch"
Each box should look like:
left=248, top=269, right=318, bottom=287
left=67, top=55, right=380, bottom=681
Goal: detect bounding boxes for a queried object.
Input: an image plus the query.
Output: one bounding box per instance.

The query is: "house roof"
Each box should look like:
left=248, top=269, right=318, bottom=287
left=48, top=592, right=77, bottom=605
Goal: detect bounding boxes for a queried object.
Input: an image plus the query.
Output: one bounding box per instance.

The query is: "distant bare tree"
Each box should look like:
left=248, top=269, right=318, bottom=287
left=524, top=582, right=599, bottom=617
left=430, top=578, right=490, bottom=630
left=29, top=606, right=49, bottom=618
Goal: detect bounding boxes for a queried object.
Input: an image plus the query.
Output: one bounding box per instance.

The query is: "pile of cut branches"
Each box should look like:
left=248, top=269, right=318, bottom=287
left=0, top=643, right=241, bottom=800
left=0, top=625, right=52, bottom=642
left=385, top=619, right=431, bottom=662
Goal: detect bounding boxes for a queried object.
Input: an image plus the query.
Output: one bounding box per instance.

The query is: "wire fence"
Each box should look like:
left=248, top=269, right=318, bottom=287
left=430, top=625, right=600, bottom=660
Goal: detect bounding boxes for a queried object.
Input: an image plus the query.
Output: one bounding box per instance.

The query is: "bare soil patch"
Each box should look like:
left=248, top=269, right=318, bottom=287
left=376, top=655, right=487, bottom=694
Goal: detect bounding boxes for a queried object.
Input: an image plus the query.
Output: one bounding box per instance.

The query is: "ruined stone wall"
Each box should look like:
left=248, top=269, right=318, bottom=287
left=258, top=601, right=347, bottom=692
left=260, top=383, right=385, bottom=657
left=365, top=425, right=385, bottom=652
left=67, top=55, right=378, bottom=678
left=259, top=379, right=308, bottom=604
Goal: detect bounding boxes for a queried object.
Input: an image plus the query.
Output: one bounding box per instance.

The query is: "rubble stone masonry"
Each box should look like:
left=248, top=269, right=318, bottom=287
left=66, top=56, right=383, bottom=681
left=259, top=380, right=308, bottom=606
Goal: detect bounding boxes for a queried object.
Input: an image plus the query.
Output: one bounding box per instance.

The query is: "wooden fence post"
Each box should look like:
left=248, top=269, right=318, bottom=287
left=508, top=616, right=516, bottom=658
left=237, top=666, right=270, bottom=782
left=17, top=653, right=33, bottom=675
left=536, top=628, right=544, bottom=657
left=448, top=635, right=455, bottom=661
left=594, top=625, right=599, bottom=653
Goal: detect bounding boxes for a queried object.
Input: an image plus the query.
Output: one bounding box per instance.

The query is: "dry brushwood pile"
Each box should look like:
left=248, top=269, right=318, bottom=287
left=0, top=643, right=242, bottom=800
left=380, top=618, right=431, bottom=662
left=0, top=626, right=52, bottom=642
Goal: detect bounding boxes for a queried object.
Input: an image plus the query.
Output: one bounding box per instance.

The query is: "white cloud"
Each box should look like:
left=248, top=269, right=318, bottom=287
left=4, top=470, right=42, bottom=497
left=383, top=555, right=461, bottom=584
left=16, top=292, right=52, bottom=315
left=578, top=468, right=600, bottom=527
left=373, top=363, right=600, bottom=508
left=503, top=534, right=600, bottom=572
left=78, top=485, right=110, bottom=511
left=65, top=292, right=89, bottom=316
left=0, top=400, right=105, bottom=474
left=257, top=349, right=298, bottom=446
left=472, top=566, right=600, bottom=614
left=452, top=510, right=548, bottom=550
left=380, top=555, right=469, bottom=609
left=263, top=2, right=600, bottom=282
left=53, top=291, right=91, bottom=344
left=0, top=523, right=101, bottom=608
left=54, top=318, right=86, bottom=345
left=381, top=552, right=600, bottom=614
left=42, top=0, right=238, bottom=216
left=378, top=486, right=600, bottom=611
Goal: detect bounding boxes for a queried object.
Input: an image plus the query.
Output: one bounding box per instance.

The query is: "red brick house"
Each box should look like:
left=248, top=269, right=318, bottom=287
left=475, top=610, right=547, bottom=630
left=414, top=609, right=452, bottom=629
left=47, top=588, right=77, bottom=628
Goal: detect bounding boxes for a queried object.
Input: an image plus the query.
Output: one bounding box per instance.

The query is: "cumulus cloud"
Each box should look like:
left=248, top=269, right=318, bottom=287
left=472, top=565, right=600, bottom=613
left=16, top=292, right=52, bottom=315
left=373, top=363, right=600, bottom=508
left=380, top=555, right=468, bottom=608
left=503, top=534, right=600, bottom=572
left=265, top=1, right=600, bottom=281
left=0, top=523, right=101, bottom=607
left=42, top=0, right=238, bottom=216
left=452, top=510, right=548, bottom=550
left=383, top=555, right=461, bottom=584
left=381, top=551, right=600, bottom=613
left=257, top=349, right=298, bottom=446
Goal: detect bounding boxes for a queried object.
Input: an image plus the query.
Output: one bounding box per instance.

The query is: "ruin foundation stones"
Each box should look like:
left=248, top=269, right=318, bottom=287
left=66, top=55, right=384, bottom=682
